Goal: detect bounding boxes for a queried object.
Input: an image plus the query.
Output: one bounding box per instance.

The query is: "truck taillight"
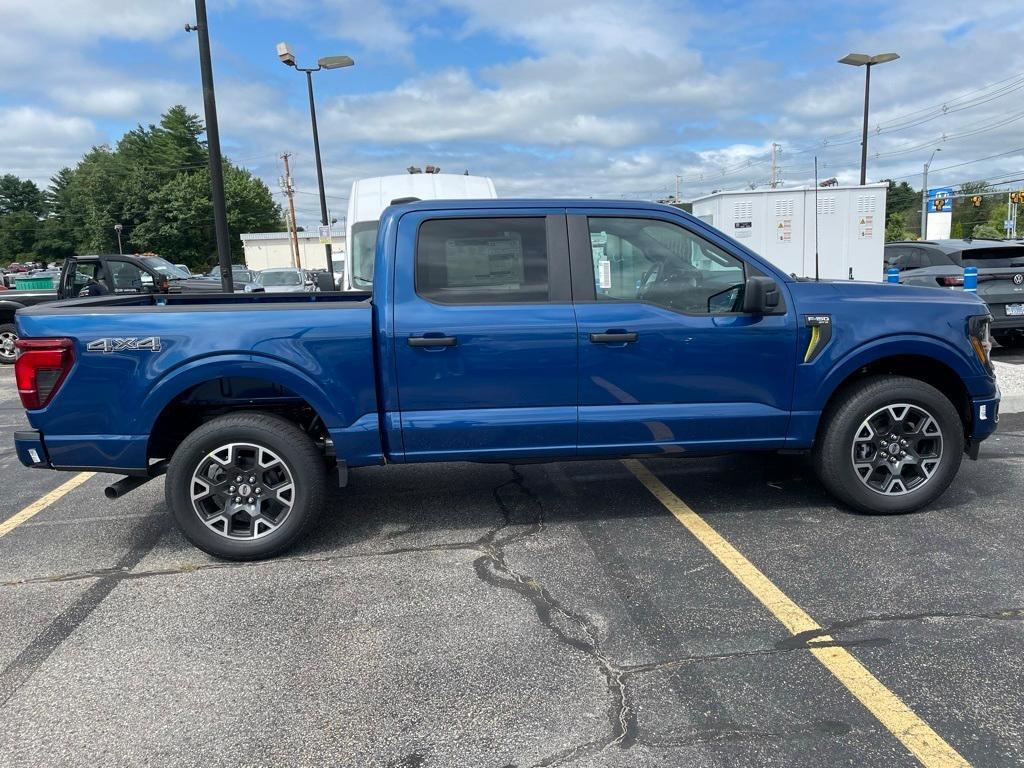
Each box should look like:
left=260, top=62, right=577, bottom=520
left=14, top=338, right=75, bottom=410
left=937, top=276, right=963, bottom=287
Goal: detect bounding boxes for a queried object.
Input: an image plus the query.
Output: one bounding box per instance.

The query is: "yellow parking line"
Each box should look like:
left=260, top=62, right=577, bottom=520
left=623, top=459, right=970, bottom=768
left=0, top=472, right=95, bottom=540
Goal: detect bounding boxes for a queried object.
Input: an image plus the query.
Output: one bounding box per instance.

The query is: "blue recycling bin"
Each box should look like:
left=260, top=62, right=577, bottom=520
left=964, top=266, right=978, bottom=293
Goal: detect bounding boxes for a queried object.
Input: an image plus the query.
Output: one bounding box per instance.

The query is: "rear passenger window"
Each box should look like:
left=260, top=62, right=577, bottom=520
left=416, top=218, right=549, bottom=304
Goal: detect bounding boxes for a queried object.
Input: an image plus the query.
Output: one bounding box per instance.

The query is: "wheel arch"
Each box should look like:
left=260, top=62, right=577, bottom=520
left=814, top=339, right=974, bottom=439
left=142, top=355, right=342, bottom=463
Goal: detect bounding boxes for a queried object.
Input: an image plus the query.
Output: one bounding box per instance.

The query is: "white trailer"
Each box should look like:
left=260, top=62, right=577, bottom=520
left=344, top=173, right=497, bottom=291
left=690, top=183, right=888, bottom=281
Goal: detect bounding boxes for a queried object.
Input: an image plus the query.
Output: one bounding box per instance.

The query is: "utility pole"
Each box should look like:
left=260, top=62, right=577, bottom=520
left=280, top=153, right=302, bottom=269
left=920, top=148, right=941, bottom=240
left=187, top=0, right=233, bottom=292
left=675, top=175, right=682, bottom=204
left=769, top=143, right=781, bottom=189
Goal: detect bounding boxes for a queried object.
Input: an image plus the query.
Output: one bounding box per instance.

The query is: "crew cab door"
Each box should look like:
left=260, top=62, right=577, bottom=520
left=568, top=210, right=797, bottom=455
left=391, top=208, right=578, bottom=461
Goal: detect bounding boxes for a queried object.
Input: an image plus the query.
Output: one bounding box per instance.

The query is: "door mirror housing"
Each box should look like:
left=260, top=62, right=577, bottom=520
left=742, top=276, right=781, bottom=314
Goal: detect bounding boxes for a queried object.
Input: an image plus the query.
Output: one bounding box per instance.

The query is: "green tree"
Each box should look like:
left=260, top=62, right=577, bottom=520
left=885, top=210, right=912, bottom=242
left=0, top=175, right=46, bottom=217
left=223, top=163, right=283, bottom=262
left=7, top=105, right=282, bottom=267
left=0, top=210, right=40, bottom=262
left=970, top=224, right=1004, bottom=240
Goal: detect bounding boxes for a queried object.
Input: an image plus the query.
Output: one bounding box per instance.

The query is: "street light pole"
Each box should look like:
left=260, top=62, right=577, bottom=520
left=839, top=52, right=900, bottom=186
left=277, top=43, right=354, bottom=288
left=921, top=148, right=941, bottom=240
left=858, top=64, right=871, bottom=186
left=304, top=69, right=333, bottom=283
left=187, top=0, right=233, bottom=293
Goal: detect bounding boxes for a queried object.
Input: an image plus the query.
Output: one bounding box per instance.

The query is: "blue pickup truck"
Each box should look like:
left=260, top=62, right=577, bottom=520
left=13, top=200, right=1000, bottom=559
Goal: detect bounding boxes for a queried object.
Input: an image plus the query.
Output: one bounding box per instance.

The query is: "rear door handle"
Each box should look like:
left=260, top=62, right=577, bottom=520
left=408, top=335, right=458, bottom=348
left=589, top=332, right=638, bottom=344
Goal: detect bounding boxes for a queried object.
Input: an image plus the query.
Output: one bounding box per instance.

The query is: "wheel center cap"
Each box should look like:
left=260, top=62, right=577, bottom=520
left=238, top=483, right=252, bottom=496
left=887, top=443, right=901, bottom=456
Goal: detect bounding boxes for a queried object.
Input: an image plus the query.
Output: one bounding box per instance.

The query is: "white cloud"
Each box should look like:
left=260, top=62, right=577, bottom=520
left=0, top=106, right=101, bottom=184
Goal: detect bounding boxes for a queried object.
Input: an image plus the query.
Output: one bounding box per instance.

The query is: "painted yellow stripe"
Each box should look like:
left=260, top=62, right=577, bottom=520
left=623, top=459, right=970, bottom=768
left=0, top=472, right=95, bottom=539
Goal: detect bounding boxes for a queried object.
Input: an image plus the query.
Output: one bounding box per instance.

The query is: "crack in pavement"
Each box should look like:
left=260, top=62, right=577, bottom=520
left=468, top=466, right=636, bottom=768
left=778, top=607, right=1024, bottom=650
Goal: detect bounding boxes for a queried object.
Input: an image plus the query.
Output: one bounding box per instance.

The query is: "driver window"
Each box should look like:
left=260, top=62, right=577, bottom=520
left=107, top=261, right=146, bottom=293
left=587, top=217, right=746, bottom=314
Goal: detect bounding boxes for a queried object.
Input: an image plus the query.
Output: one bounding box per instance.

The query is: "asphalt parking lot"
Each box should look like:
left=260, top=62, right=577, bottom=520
left=1, top=361, right=1023, bottom=768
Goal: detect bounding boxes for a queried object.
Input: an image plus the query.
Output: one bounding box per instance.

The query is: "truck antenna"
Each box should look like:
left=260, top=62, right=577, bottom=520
left=814, top=156, right=820, bottom=281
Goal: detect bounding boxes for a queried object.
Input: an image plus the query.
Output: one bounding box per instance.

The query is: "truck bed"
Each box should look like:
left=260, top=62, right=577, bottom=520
left=19, top=290, right=373, bottom=315
left=16, top=290, right=381, bottom=473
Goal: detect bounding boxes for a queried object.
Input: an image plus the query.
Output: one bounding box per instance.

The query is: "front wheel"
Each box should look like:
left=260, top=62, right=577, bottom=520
left=814, top=376, right=964, bottom=514
left=165, top=412, right=328, bottom=560
left=0, top=323, right=18, bottom=364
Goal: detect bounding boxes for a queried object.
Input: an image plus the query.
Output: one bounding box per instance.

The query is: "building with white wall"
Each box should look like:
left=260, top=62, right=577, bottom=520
left=240, top=231, right=347, bottom=272
left=690, top=183, right=888, bottom=281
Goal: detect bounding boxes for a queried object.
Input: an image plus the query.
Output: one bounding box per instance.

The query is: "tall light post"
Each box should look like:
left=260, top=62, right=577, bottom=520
left=187, top=0, right=234, bottom=293
left=114, top=223, right=123, bottom=255
left=277, top=42, right=354, bottom=287
left=920, top=148, right=941, bottom=240
left=838, top=52, right=900, bottom=185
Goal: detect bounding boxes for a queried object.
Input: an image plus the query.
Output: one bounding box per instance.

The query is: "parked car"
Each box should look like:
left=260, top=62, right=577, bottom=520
left=885, top=238, right=1024, bottom=347
left=208, top=265, right=260, bottom=285
left=255, top=267, right=316, bottom=293
left=174, top=263, right=192, bottom=276
left=1, top=254, right=261, bottom=363
left=14, top=199, right=999, bottom=560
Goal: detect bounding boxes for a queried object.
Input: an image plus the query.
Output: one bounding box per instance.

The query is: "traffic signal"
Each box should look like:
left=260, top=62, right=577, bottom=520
left=1011, top=191, right=1024, bottom=205
left=971, top=195, right=983, bottom=207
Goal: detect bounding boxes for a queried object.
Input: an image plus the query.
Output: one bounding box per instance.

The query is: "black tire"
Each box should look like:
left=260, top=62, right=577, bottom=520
left=165, top=412, right=327, bottom=560
left=0, top=323, right=18, bottom=365
left=813, top=375, right=964, bottom=514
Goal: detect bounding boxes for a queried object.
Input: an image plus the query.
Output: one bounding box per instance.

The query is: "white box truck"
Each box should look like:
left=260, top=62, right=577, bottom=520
left=344, top=173, right=498, bottom=291
left=690, top=183, right=888, bottom=281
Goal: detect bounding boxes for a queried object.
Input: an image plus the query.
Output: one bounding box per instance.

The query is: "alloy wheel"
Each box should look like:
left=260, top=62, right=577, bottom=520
left=850, top=403, right=943, bottom=496
left=190, top=442, right=295, bottom=539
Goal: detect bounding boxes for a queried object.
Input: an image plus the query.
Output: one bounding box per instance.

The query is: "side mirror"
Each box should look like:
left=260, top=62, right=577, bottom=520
left=742, top=276, right=781, bottom=315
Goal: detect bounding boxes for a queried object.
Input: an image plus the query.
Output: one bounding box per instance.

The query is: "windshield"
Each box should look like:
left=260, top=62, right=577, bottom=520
left=258, top=270, right=302, bottom=287
left=141, top=256, right=190, bottom=280
left=351, top=221, right=379, bottom=289
left=957, top=246, right=1024, bottom=269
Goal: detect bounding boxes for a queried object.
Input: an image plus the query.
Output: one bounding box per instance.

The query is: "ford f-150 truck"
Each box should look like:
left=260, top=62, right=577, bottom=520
left=13, top=200, right=1000, bottom=560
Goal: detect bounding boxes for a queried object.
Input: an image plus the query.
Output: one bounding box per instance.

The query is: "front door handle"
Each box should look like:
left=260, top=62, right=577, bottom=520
left=408, top=335, right=458, bottom=348
left=589, top=331, right=638, bottom=344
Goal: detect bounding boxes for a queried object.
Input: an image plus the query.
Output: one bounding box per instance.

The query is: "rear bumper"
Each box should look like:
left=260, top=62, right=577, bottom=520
left=14, top=430, right=50, bottom=468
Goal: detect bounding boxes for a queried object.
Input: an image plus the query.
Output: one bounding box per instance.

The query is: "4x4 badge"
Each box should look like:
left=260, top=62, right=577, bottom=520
left=86, top=337, right=162, bottom=353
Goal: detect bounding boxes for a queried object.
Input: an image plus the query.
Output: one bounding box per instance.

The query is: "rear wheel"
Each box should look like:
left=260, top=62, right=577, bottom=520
left=814, top=376, right=963, bottom=514
left=165, top=412, right=327, bottom=560
left=0, top=323, right=17, bottom=364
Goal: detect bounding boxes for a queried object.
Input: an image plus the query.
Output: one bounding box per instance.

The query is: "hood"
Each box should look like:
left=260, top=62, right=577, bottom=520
left=817, top=279, right=988, bottom=308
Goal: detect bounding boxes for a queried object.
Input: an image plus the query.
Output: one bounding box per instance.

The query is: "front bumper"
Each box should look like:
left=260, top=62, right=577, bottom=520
left=969, top=389, right=1000, bottom=450
left=14, top=430, right=50, bottom=468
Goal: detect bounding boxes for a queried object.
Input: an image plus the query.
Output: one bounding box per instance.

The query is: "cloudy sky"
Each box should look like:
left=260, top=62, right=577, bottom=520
left=0, top=0, right=1022, bottom=230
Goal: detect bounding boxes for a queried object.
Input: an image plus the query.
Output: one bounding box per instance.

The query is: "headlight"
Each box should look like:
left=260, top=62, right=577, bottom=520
left=968, top=314, right=993, bottom=374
